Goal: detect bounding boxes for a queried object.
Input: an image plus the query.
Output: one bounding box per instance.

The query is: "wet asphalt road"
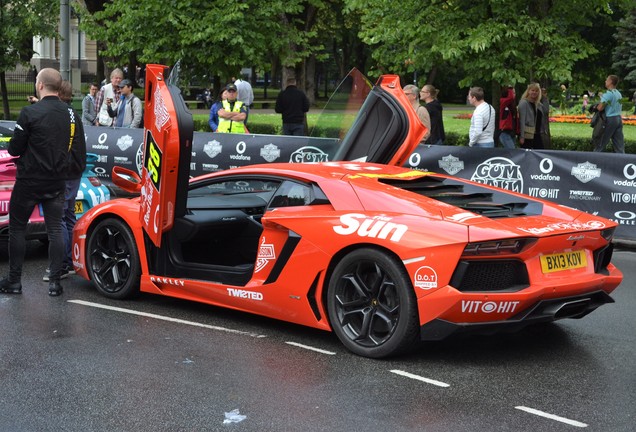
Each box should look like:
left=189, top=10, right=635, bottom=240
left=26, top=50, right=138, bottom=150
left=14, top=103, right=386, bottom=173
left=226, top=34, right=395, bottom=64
left=0, top=242, right=634, bottom=432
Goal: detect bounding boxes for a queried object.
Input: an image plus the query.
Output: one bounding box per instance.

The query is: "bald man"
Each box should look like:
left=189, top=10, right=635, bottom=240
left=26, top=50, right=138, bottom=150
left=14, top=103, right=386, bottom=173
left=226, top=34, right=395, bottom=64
left=1, top=68, right=86, bottom=297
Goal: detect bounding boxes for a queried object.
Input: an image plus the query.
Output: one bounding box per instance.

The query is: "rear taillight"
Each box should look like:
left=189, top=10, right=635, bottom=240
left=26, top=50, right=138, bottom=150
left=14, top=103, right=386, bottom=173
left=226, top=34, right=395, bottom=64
left=462, top=238, right=537, bottom=256
left=0, top=180, right=15, bottom=191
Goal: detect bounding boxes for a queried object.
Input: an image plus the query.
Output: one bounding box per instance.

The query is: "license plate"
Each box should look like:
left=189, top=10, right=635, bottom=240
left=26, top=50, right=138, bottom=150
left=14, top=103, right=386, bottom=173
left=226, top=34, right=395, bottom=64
left=74, top=201, right=84, bottom=214
left=540, top=250, right=587, bottom=273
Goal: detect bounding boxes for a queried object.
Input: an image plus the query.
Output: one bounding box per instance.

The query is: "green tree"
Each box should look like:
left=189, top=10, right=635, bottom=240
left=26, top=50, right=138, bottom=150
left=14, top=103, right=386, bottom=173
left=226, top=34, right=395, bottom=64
left=0, top=0, right=59, bottom=119
left=345, top=0, right=630, bottom=91
left=612, top=7, right=636, bottom=92
left=79, top=0, right=362, bottom=103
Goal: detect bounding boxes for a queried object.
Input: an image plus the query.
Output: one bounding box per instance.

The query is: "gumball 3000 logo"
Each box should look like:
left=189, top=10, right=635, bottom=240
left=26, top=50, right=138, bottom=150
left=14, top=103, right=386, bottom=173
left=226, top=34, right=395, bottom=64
left=470, top=157, right=523, bottom=192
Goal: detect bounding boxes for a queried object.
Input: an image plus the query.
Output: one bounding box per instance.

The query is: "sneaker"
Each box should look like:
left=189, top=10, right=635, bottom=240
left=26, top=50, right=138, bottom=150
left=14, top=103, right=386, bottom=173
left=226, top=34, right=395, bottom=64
left=0, top=277, right=22, bottom=294
left=43, top=266, right=73, bottom=282
left=48, top=281, right=63, bottom=297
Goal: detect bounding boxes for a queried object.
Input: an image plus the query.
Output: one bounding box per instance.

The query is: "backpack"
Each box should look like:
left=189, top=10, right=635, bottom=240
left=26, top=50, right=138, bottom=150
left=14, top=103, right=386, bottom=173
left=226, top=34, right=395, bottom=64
left=130, top=95, right=144, bottom=128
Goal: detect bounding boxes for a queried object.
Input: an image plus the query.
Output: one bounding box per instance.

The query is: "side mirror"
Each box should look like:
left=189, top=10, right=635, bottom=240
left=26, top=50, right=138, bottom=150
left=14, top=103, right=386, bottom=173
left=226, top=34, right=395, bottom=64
left=112, top=165, right=142, bottom=194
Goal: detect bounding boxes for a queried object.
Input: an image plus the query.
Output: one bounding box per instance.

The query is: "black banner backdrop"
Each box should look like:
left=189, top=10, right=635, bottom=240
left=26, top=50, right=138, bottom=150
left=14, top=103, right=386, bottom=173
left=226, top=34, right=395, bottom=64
left=4, top=122, right=633, bottom=241
left=407, top=146, right=636, bottom=240
left=82, top=128, right=636, bottom=241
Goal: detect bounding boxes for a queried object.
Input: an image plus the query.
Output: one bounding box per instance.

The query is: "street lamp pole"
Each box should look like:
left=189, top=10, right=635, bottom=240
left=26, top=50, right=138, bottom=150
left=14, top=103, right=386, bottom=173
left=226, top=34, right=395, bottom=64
left=59, top=0, right=70, bottom=81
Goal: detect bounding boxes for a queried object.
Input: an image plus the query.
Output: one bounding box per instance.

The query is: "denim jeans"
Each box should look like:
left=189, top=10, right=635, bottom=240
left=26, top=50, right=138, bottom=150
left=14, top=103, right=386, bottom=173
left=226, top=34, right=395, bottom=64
left=498, top=131, right=516, bottom=149
left=62, top=178, right=82, bottom=269
left=472, top=141, right=495, bottom=148
left=283, top=123, right=305, bottom=136
left=8, top=179, right=65, bottom=283
left=595, top=116, right=624, bottom=153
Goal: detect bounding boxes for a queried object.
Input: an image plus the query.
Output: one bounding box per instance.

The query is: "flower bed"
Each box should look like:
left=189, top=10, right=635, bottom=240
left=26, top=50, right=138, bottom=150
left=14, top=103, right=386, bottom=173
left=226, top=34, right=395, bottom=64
left=453, top=113, right=636, bottom=126
left=550, top=115, right=636, bottom=126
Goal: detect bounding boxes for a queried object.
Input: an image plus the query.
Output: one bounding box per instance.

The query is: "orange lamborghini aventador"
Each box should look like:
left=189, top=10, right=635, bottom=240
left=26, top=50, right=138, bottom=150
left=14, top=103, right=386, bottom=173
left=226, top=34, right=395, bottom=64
left=72, top=64, right=622, bottom=358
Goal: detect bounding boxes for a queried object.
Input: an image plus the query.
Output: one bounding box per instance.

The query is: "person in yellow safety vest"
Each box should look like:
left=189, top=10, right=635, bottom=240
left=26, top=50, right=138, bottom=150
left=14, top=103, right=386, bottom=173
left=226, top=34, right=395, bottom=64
left=217, top=83, right=247, bottom=133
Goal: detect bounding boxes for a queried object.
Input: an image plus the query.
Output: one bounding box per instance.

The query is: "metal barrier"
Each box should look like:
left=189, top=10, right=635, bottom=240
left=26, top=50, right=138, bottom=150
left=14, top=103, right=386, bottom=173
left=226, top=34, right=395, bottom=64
left=0, top=70, right=98, bottom=101
left=1, top=70, right=36, bottom=100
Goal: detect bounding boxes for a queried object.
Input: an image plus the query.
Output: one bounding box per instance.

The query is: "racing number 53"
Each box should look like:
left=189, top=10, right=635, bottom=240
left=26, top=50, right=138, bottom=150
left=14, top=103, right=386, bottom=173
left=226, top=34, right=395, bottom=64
left=144, top=131, right=162, bottom=191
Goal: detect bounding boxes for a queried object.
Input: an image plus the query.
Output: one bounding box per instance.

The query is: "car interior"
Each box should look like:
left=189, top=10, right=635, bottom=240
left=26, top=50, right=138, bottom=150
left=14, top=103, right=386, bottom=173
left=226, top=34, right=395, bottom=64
left=158, top=176, right=329, bottom=286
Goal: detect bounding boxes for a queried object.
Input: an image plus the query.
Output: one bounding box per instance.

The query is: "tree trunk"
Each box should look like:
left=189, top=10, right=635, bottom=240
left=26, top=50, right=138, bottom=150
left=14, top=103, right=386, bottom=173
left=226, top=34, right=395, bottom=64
left=492, top=80, right=502, bottom=144
left=282, top=67, right=295, bottom=91
left=426, top=66, right=438, bottom=86
left=304, top=56, right=316, bottom=106
left=1, top=72, right=10, bottom=120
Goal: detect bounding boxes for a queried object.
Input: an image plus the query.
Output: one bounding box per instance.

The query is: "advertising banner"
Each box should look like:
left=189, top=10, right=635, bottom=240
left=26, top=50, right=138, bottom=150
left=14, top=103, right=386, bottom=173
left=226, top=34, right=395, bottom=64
left=83, top=127, right=339, bottom=181
left=407, top=146, right=636, bottom=240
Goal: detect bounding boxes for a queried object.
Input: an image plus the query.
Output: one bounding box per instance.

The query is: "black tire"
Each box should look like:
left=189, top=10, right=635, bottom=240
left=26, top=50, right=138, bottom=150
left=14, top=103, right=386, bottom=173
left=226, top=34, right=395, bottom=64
left=327, top=248, right=419, bottom=358
left=86, top=218, right=141, bottom=299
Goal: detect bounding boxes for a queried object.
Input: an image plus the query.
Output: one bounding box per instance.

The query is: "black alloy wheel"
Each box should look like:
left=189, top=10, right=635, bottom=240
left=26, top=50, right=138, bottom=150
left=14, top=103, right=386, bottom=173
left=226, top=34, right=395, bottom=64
left=327, top=248, right=419, bottom=358
left=86, top=218, right=141, bottom=299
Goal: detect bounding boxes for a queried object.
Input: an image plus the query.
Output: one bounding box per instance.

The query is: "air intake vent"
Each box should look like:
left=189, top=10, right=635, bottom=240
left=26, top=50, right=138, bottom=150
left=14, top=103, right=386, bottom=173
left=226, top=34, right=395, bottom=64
left=450, top=260, right=529, bottom=292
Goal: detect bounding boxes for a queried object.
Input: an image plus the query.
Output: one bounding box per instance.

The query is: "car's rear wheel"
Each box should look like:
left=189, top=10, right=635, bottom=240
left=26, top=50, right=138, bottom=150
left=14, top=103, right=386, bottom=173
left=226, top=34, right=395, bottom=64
left=327, top=248, right=419, bottom=358
left=86, top=218, right=140, bottom=299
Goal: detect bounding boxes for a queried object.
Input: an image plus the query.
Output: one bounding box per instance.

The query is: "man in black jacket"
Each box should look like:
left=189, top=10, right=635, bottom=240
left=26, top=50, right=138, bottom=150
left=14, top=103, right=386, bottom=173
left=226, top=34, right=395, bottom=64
left=275, top=77, right=310, bottom=136
left=0, top=68, right=86, bottom=297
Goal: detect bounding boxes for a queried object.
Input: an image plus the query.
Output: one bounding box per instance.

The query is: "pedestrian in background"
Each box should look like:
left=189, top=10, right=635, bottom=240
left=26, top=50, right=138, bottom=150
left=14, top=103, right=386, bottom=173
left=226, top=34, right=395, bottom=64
left=106, top=79, right=143, bottom=128
left=518, top=83, right=544, bottom=149
left=420, top=84, right=446, bottom=145
left=234, top=75, right=254, bottom=127
left=275, top=77, right=310, bottom=136
left=498, top=86, right=517, bottom=149
left=43, top=80, right=87, bottom=282
left=82, top=83, right=99, bottom=126
left=582, top=94, right=589, bottom=114
left=594, top=74, right=624, bottom=153
left=208, top=90, right=227, bottom=132
left=467, top=87, right=495, bottom=148
left=217, top=84, right=247, bottom=133
left=95, top=68, right=124, bottom=126
left=403, top=84, right=430, bottom=143
left=0, top=68, right=85, bottom=297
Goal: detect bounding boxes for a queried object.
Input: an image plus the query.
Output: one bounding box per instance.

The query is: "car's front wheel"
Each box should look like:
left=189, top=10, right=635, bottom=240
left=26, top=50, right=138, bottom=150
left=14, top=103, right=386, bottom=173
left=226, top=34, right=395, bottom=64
left=86, top=218, right=140, bottom=299
left=327, top=248, right=419, bottom=358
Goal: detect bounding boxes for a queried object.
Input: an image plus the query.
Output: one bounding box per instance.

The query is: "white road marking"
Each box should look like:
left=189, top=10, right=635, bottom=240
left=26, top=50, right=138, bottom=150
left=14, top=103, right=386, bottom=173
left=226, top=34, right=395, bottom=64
left=68, top=299, right=267, bottom=338
left=515, top=406, right=588, bottom=428
left=390, top=369, right=450, bottom=387
left=285, top=341, right=336, bottom=355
